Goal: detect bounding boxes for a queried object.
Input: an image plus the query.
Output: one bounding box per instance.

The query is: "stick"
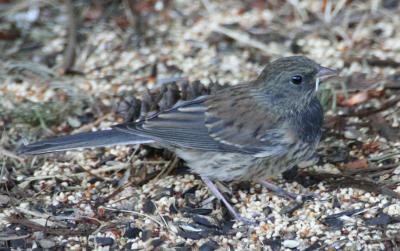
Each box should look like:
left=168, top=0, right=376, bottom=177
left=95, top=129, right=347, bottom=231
left=60, top=0, right=77, bottom=74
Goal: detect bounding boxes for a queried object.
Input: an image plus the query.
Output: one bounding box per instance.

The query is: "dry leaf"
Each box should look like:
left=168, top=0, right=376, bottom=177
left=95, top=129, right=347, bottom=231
left=338, top=91, right=369, bottom=107
left=362, top=142, right=380, bottom=154
left=367, top=89, right=385, bottom=98
left=0, top=29, right=20, bottom=40
left=343, top=159, right=369, bottom=169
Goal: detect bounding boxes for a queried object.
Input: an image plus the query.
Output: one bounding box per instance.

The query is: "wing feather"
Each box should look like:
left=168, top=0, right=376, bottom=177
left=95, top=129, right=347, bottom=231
left=114, top=96, right=231, bottom=151
left=114, top=86, right=296, bottom=155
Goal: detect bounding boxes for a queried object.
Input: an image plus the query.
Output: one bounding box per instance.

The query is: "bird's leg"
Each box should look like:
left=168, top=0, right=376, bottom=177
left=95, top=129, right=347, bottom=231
left=201, top=176, right=255, bottom=224
left=257, top=179, right=301, bottom=200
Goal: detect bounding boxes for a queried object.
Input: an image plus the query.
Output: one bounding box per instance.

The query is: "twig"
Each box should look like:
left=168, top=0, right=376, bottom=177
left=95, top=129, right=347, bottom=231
left=345, top=56, right=400, bottom=68
left=6, top=217, right=97, bottom=236
left=154, top=156, right=180, bottom=181
left=15, top=206, right=105, bottom=227
left=79, top=165, right=109, bottom=181
left=352, top=96, right=400, bottom=117
left=325, top=96, right=400, bottom=126
left=91, top=222, right=110, bottom=236
left=0, top=146, right=24, bottom=162
left=153, top=202, right=170, bottom=231
left=292, top=10, right=384, bottom=41
left=123, top=0, right=137, bottom=26
left=95, top=181, right=134, bottom=207
left=73, top=113, right=112, bottom=134
left=200, top=0, right=271, bottom=55
left=0, top=233, right=31, bottom=241
left=298, top=171, right=400, bottom=199
left=103, top=207, right=164, bottom=227
left=60, top=0, right=77, bottom=74
left=20, top=163, right=130, bottom=183
left=340, top=163, right=398, bottom=175
left=212, top=25, right=271, bottom=55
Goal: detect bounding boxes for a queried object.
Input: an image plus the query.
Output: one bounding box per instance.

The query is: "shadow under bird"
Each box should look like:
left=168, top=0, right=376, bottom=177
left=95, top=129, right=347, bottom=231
left=19, top=56, right=337, bottom=223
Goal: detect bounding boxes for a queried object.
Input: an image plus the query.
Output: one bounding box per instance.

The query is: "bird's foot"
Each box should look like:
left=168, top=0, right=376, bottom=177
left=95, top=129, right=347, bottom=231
left=234, top=214, right=257, bottom=225
left=201, top=176, right=257, bottom=225
left=257, top=179, right=317, bottom=201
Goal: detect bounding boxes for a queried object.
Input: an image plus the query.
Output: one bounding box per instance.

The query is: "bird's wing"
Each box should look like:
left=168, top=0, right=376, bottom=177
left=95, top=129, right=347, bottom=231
left=114, top=95, right=231, bottom=152
left=114, top=86, right=294, bottom=155
left=204, top=85, right=294, bottom=156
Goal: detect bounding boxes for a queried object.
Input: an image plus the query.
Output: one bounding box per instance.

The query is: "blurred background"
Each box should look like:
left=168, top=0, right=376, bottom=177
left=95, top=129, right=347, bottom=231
left=1, top=0, right=400, bottom=250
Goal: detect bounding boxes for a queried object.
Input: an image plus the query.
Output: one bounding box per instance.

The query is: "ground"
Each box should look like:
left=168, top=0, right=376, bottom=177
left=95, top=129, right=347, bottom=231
left=1, top=0, right=400, bottom=250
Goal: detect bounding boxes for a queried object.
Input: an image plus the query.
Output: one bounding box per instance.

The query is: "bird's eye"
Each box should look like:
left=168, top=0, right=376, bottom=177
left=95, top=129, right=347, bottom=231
left=291, top=75, right=303, bottom=85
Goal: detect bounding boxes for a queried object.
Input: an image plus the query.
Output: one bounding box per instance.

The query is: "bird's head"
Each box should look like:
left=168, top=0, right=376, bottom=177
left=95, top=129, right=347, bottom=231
left=254, top=55, right=337, bottom=108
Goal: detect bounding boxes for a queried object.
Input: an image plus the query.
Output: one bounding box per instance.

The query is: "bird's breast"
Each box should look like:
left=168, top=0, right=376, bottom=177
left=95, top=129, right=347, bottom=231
left=293, top=98, right=324, bottom=144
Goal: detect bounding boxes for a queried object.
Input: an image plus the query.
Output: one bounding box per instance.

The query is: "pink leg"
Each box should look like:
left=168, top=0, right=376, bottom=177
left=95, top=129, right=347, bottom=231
left=201, top=176, right=255, bottom=224
left=257, top=179, right=316, bottom=201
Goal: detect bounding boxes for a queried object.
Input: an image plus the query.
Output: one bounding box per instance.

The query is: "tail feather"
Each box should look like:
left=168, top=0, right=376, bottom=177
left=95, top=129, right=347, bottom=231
left=18, top=129, right=154, bottom=155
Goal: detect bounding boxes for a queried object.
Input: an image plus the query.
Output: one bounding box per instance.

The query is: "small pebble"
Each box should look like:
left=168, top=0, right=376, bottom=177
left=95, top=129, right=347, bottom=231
left=39, top=239, right=56, bottom=249
left=283, top=240, right=300, bottom=249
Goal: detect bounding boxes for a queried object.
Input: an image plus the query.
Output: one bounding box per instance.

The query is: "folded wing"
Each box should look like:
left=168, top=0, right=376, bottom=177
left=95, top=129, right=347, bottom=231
left=115, top=85, right=294, bottom=156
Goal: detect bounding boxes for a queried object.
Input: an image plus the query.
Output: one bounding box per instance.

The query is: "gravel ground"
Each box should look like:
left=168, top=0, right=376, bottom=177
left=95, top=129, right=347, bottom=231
left=1, top=0, right=400, bottom=250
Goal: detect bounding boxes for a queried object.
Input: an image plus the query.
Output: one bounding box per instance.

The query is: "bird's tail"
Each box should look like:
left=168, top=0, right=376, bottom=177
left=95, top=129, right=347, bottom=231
left=18, top=129, right=154, bottom=155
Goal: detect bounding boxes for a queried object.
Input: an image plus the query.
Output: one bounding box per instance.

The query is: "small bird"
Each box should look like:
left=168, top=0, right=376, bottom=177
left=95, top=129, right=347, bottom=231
left=19, top=56, right=337, bottom=223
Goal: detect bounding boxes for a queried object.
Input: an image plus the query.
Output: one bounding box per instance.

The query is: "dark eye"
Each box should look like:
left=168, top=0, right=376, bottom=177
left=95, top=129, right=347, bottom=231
left=291, top=75, right=303, bottom=85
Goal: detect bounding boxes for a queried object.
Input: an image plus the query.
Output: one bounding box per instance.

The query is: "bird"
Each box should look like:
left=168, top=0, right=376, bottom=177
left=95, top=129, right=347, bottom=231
left=18, top=56, right=337, bottom=223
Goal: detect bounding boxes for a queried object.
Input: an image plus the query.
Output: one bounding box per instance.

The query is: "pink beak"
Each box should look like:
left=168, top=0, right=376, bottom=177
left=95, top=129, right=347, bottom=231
left=316, top=66, right=338, bottom=81
left=314, top=66, right=338, bottom=91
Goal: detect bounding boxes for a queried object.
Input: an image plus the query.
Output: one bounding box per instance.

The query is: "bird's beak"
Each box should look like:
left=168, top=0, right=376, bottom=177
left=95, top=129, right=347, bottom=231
left=317, top=66, right=338, bottom=80
left=315, top=65, right=338, bottom=91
